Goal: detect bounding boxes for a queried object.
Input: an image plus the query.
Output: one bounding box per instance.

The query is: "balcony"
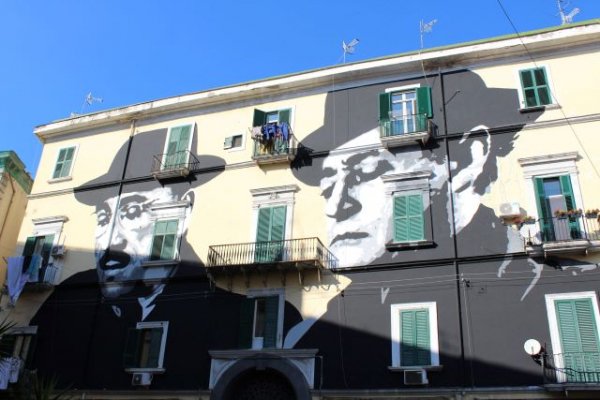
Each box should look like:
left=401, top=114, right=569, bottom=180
left=251, top=125, right=297, bottom=165
left=151, top=150, right=201, bottom=181
left=543, top=352, right=600, bottom=385
left=380, top=113, right=433, bottom=148
left=206, top=237, right=337, bottom=285
left=24, top=263, right=60, bottom=291
left=523, top=214, right=600, bottom=256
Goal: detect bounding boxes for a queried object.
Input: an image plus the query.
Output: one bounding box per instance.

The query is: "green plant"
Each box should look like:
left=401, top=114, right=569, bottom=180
left=554, top=209, right=582, bottom=218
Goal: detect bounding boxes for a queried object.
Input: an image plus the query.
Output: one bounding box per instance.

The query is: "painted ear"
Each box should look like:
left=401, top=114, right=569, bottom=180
left=181, top=189, right=195, bottom=208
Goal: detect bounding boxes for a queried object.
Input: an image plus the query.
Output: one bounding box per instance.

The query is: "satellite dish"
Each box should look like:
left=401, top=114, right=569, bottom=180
left=523, top=338, right=542, bottom=356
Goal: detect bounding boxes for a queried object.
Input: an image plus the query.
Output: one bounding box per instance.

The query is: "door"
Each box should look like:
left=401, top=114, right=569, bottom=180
left=163, top=125, right=192, bottom=169
left=254, top=206, right=286, bottom=263
left=534, top=175, right=580, bottom=241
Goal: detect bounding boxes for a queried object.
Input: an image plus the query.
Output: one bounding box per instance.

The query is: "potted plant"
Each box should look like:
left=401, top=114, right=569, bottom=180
left=585, top=208, right=600, bottom=218
left=522, top=215, right=536, bottom=224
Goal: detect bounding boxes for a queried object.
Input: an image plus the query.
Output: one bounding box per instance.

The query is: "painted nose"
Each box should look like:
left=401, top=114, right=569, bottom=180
left=325, top=181, right=362, bottom=222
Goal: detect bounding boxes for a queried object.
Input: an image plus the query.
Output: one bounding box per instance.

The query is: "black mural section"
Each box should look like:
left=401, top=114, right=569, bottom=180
left=25, top=69, right=600, bottom=394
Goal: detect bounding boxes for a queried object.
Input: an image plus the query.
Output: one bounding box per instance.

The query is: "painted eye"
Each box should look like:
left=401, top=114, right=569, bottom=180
left=122, top=204, right=143, bottom=220
left=97, top=211, right=110, bottom=227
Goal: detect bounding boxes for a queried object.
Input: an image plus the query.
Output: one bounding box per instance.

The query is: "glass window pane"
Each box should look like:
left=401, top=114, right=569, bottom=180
left=534, top=68, right=547, bottom=85
left=266, top=112, right=278, bottom=124
left=543, top=178, right=562, bottom=197
left=254, top=298, right=266, bottom=337
left=538, top=88, right=551, bottom=105
left=521, top=70, right=534, bottom=87
left=524, top=89, right=537, bottom=107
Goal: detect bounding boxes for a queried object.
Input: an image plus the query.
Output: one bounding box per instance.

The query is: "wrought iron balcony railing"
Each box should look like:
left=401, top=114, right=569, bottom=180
left=151, top=150, right=201, bottom=180
left=542, top=351, right=600, bottom=384
left=207, top=237, right=338, bottom=271
left=523, top=214, right=600, bottom=247
left=25, top=264, right=59, bottom=290
left=380, top=112, right=432, bottom=138
left=252, top=134, right=297, bottom=164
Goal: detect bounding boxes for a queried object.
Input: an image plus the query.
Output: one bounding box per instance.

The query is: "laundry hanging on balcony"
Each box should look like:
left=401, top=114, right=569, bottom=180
left=251, top=122, right=291, bottom=156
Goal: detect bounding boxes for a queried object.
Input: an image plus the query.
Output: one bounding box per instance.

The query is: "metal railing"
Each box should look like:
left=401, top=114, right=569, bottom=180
left=252, top=134, right=297, bottom=160
left=524, top=214, right=600, bottom=245
left=151, top=150, right=201, bottom=175
left=380, top=113, right=431, bottom=138
left=207, top=237, right=338, bottom=270
left=543, top=351, right=600, bottom=383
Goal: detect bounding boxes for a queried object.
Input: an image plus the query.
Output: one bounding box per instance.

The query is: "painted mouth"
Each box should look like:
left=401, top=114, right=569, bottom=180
left=331, top=232, right=369, bottom=245
left=99, top=250, right=131, bottom=270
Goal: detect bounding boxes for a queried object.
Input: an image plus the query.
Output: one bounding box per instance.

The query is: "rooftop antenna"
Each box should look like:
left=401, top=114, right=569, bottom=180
left=557, top=0, right=580, bottom=24
left=342, top=38, right=359, bottom=63
left=420, top=19, right=437, bottom=49
left=80, top=92, right=103, bottom=114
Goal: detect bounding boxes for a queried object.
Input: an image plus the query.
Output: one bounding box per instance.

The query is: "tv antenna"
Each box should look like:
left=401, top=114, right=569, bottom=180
left=80, top=92, right=103, bottom=114
left=557, top=0, right=580, bottom=24
left=342, top=38, right=359, bottom=63
left=420, top=19, right=437, bottom=49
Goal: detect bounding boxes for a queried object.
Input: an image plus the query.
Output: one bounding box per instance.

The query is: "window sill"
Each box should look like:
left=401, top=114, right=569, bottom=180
left=47, top=176, right=73, bottom=184
left=388, top=365, right=443, bottom=372
left=519, top=103, right=560, bottom=113
left=124, top=367, right=165, bottom=374
left=141, top=259, right=180, bottom=268
left=386, top=240, right=435, bottom=251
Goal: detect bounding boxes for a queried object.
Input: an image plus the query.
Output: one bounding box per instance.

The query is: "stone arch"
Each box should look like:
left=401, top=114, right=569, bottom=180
left=210, top=354, right=311, bottom=400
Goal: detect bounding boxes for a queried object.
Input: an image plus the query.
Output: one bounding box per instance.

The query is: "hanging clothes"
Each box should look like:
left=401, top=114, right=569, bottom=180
left=0, top=358, right=10, bottom=389
left=8, top=358, right=21, bottom=383
left=26, top=255, right=42, bottom=283
left=280, top=122, right=290, bottom=141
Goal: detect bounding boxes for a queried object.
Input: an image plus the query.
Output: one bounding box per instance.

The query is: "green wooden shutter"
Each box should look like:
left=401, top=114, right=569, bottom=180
left=255, top=206, right=286, bottom=262
left=555, top=298, right=600, bottom=382
left=41, top=234, right=55, bottom=266
left=146, top=328, right=164, bottom=368
left=278, top=109, right=291, bottom=125
left=393, top=194, right=424, bottom=242
left=253, top=109, right=267, bottom=127
left=416, top=87, right=433, bottom=118
left=22, top=236, right=37, bottom=257
left=379, top=93, right=391, bottom=122
left=534, top=177, right=553, bottom=241
left=123, top=328, right=142, bottom=368
left=559, top=175, right=581, bottom=239
left=400, top=309, right=431, bottom=366
left=263, top=296, right=279, bottom=348
left=238, top=298, right=255, bottom=349
left=53, top=147, right=74, bottom=179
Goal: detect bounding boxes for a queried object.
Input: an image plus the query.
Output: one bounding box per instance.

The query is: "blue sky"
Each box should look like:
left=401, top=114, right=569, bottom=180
left=1, top=0, right=598, bottom=178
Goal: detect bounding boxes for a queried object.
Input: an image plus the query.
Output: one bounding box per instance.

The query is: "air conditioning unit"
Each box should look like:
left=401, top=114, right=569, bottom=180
left=131, top=372, right=153, bottom=386
left=499, top=202, right=522, bottom=218
left=404, top=369, right=428, bottom=385
left=51, top=245, right=66, bottom=256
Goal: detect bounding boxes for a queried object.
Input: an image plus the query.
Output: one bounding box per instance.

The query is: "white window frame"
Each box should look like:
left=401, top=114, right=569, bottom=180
left=515, top=64, right=558, bottom=110
left=126, top=321, right=169, bottom=372
left=382, top=171, right=431, bottom=245
left=545, top=291, right=600, bottom=383
left=28, top=216, right=68, bottom=285
left=48, top=145, right=78, bottom=182
left=247, top=288, right=285, bottom=349
left=146, top=200, right=191, bottom=263
left=224, top=133, right=246, bottom=152
left=390, top=302, right=439, bottom=368
left=161, top=122, right=195, bottom=165
left=261, top=105, right=295, bottom=128
left=250, top=185, right=299, bottom=242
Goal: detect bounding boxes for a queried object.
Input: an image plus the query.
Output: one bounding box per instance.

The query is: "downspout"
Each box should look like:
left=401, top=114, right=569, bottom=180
left=82, top=118, right=137, bottom=386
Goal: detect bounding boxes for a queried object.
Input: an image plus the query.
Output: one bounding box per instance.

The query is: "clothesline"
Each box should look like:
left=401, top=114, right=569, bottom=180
left=249, top=121, right=292, bottom=142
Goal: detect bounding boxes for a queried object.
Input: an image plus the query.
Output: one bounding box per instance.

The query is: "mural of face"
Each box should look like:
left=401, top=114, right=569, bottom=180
left=94, top=187, right=189, bottom=298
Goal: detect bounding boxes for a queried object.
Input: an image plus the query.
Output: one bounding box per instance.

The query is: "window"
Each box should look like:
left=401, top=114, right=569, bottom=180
left=239, top=290, right=284, bottom=349
left=224, top=134, right=244, bottom=150
left=546, top=292, right=600, bottom=383
left=519, top=67, right=552, bottom=108
left=391, top=302, right=439, bottom=368
left=253, top=108, right=291, bottom=127
left=150, top=220, right=179, bottom=261
left=162, top=124, right=193, bottom=170
left=51, top=146, right=76, bottom=180
left=124, top=321, right=169, bottom=371
left=254, top=206, right=286, bottom=263
left=383, top=171, right=432, bottom=249
left=0, top=326, right=37, bottom=370
left=22, top=235, right=56, bottom=284
left=534, top=175, right=580, bottom=241
left=379, top=87, right=432, bottom=137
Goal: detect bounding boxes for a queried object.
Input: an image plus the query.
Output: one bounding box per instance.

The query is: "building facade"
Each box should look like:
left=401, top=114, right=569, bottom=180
left=1, top=20, right=600, bottom=400
left=0, top=151, right=32, bottom=289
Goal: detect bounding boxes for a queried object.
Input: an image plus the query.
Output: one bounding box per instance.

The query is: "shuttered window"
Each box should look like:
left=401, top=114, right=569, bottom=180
left=400, top=309, right=431, bottom=366
left=252, top=108, right=291, bottom=127
left=379, top=87, right=432, bottom=135
left=123, top=323, right=168, bottom=369
left=238, top=296, right=280, bottom=349
left=255, top=206, right=286, bottom=262
left=533, top=175, right=579, bottom=241
left=555, top=298, right=600, bottom=382
left=52, top=147, right=76, bottom=179
left=163, top=124, right=192, bottom=169
left=150, top=220, right=179, bottom=261
left=393, top=194, right=424, bottom=243
left=520, top=67, right=552, bottom=108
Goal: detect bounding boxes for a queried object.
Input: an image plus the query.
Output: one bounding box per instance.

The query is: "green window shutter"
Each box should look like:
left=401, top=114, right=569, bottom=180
left=151, top=220, right=179, bottom=260
left=559, top=175, right=576, bottom=210
left=238, top=298, right=255, bottom=349
left=256, top=208, right=272, bottom=243
left=379, top=93, right=391, bottom=122
left=416, top=87, right=433, bottom=118
left=53, top=147, right=75, bottom=179
left=533, top=177, right=553, bottom=241
left=61, top=147, right=75, bottom=178
left=123, top=328, right=142, bottom=368
left=400, top=309, right=431, bottom=366
left=393, top=194, right=424, bottom=242
left=278, top=109, right=291, bottom=125
left=41, top=234, right=55, bottom=265
left=270, top=206, right=286, bottom=242
left=146, top=328, right=164, bottom=368
left=22, top=236, right=37, bottom=257
left=255, top=206, right=286, bottom=262
left=253, top=109, right=267, bottom=127
left=520, top=68, right=551, bottom=107
left=263, top=296, right=279, bottom=348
